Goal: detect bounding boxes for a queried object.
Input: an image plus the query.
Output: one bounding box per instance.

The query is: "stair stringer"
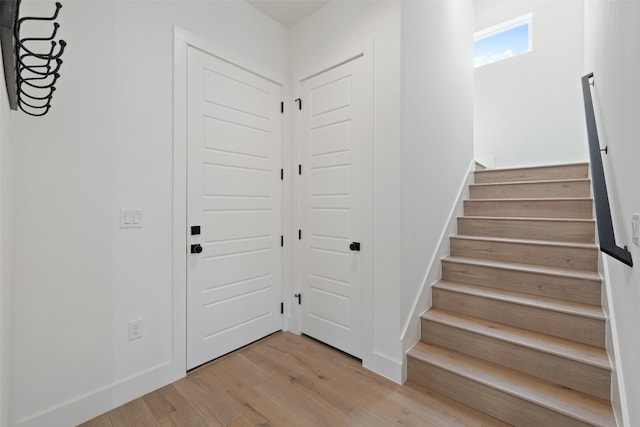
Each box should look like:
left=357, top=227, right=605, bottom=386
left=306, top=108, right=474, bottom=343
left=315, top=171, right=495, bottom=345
left=601, top=254, right=628, bottom=427
left=591, top=155, right=628, bottom=426
left=400, top=159, right=475, bottom=381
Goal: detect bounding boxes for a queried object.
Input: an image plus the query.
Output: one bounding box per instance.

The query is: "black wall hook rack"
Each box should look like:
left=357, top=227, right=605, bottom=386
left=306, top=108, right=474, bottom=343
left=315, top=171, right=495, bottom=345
left=0, top=0, right=65, bottom=116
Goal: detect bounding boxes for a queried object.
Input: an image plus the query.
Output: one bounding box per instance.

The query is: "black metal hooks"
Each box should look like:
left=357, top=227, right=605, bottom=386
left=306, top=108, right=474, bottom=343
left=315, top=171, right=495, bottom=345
left=14, top=0, right=66, bottom=116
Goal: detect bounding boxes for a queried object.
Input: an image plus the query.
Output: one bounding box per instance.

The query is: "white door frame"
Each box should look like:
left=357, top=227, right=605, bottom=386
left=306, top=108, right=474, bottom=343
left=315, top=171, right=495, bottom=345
left=172, top=27, right=290, bottom=374
left=291, top=41, right=374, bottom=363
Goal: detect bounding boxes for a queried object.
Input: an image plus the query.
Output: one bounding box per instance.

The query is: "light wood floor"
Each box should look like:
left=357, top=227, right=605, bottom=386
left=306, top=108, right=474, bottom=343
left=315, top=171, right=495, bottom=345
left=79, top=332, right=508, bottom=427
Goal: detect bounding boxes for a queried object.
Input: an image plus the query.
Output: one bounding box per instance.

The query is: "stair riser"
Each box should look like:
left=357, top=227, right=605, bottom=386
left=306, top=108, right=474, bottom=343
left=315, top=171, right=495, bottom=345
left=470, top=181, right=591, bottom=199
left=464, top=199, right=593, bottom=219
left=441, top=260, right=602, bottom=306
left=450, top=238, right=599, bottom=272
left=457, top=218, right=595, bottom=244
left=407, top=358, right=593, bottom=427
left=474, top=164, right=589, bottom=184
left=432, top=288, right=605, bottom=347
left=421, top=319, right=611, bottom=400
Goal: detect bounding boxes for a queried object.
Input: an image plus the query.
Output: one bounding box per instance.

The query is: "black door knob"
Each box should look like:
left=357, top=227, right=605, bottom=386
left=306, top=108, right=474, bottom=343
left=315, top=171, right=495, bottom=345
left=349, top=242, right=361, bottom=251
left=190, top=244, right=203, bottom=254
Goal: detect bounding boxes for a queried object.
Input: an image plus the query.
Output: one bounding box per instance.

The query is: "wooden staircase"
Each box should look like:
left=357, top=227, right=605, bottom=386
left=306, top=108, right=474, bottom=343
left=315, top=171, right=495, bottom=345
left=407, top=163, right=617, bottom=426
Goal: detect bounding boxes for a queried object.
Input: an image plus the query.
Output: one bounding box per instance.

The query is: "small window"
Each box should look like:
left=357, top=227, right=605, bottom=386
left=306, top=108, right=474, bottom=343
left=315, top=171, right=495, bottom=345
left=474, top=13, right=532, bottom=68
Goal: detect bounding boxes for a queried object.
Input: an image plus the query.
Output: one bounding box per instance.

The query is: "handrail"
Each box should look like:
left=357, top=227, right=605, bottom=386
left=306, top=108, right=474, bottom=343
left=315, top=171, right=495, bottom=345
left=581, top=72, right=633, bottom=267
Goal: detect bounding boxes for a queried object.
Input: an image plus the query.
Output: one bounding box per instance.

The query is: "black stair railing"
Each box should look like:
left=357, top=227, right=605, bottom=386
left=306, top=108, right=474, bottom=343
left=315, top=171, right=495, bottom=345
left=581, top=72, right=633, bottom=267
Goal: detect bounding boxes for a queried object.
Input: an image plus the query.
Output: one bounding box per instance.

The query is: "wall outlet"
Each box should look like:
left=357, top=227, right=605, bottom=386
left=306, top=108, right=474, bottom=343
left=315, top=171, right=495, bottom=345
left=128, top=319, right=143, bottom=341
left=632, top=214, right=639, bottom=246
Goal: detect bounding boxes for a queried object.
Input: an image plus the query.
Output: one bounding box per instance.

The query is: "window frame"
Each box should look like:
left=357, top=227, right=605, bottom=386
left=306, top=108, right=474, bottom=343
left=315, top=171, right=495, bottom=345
left=473, top=13, right=533, bottom=68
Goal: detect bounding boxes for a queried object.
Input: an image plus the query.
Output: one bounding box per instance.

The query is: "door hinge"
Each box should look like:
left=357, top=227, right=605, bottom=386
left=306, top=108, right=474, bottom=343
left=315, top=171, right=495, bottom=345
left=294, top=293, right=302, bottom=305
left=298, top=164, right=302, bottom=175
left=281, top=235, right=284, bottom=247
left=280, top=302, right=284, bottom=314
left=281, top=101, right=284, bottom=114
left=280, top=169, right=284, bottom=180
left=294, top=98, right=302, bottom=110
left=298, top=229, right=302, bottom=240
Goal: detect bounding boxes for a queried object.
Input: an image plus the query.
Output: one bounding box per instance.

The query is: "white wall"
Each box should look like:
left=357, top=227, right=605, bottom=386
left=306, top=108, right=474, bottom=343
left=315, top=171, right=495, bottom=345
left=10, top=1, right=287, bottom=426
left=289, top=0, right=404, bottom=381
left=584, top=2, right=640, bottom=425
left=0, top=49, right=14, bottom=427
left=7, top=0, right=476, bottom=423
left=399, top=0, right=474, bottom=358
left=474, top=0, right=587, bottom=168
left=289, top=0, right=475, bottom=382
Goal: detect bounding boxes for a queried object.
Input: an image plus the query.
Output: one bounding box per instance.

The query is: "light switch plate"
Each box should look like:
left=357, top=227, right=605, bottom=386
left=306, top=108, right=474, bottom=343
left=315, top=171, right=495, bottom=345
left=120, top=209, right=143, bottom=228
left=632, top=214, right=639, bottom=246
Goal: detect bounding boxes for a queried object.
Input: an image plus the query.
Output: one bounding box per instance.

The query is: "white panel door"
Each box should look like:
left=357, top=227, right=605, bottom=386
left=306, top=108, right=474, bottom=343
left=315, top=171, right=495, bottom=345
left=299, top=57, right=365, bottom=358
left=187, top=47, right=282, bottom=370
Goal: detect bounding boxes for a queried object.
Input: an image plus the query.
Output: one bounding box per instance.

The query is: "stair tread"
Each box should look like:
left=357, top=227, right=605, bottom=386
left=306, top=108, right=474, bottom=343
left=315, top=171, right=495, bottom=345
left=474, top=162, right=589, bottom=175
left=458, top=215, right=595, bottom=224
left=408, top=342, right=615, bottom=426
left=433, top=280, right=605, bottom=320
left=443, top=256, right=601, bottom=282
left=467, top=197, right=593, bottom=202
left=470, top=178, right=591, bottom=187
left=451, top=234, right=598, bottom=250
left=422, top=308, right=610, bottom=370
left=403, top=381, right=513, bottom=427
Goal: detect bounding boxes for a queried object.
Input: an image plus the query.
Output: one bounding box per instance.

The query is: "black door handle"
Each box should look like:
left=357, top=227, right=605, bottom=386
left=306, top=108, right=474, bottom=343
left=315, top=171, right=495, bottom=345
left=190, top=244, right=203, bottom=254
left=349, top=242, right=361, bottom=251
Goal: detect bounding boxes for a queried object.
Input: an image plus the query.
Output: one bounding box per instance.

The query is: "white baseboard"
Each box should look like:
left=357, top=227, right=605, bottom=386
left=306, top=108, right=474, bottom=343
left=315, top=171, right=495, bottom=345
left=474, top=156, right=496, bottom=169
left=363, top=350, right=403, bottom=384
left=400, top=160, right=475, bottom=362
left=601, top=256, right=630, bottom=427
left=12, top=361, right=184, bottom=427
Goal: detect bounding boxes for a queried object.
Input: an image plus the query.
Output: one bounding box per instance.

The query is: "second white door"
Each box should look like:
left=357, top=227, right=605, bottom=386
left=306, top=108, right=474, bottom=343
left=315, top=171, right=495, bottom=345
left=298, top=56, right=366, bottom=358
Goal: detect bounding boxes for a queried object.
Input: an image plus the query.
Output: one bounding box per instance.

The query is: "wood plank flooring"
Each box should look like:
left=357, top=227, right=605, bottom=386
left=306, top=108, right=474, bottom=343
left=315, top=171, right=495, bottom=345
left=79, top=332, right=508, bottom=427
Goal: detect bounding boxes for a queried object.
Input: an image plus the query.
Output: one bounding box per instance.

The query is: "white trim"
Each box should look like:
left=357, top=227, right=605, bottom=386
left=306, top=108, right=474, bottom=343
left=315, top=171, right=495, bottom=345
left=173, top=27, right=286, bottom=85
left=475, top=155, right=496, bottom=170
left=281, top=74, right=294, bottom=335
left=12, top=361, right=181, bottom=427
left=171, top=26, right=189, bottom=385
left=601, top=256, right=630, bottom=427
left=474, top=12, right=532, bottom=44
left=363, top=350, right=403, bottom=384
left=294, top=42, right=373, bottom=89
left=300, top=53, right=364, bottom=82
left=360, top=40, right=376, bottom=378
left=290, top=72, right=301, bottom=336
left=400, top=160, right=475, bottom=377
